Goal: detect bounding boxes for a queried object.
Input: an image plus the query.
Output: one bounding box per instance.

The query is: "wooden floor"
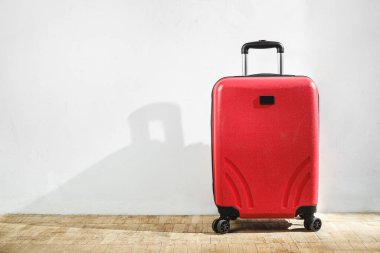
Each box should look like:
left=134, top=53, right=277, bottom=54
left=0, top=213, right=379, bottom=253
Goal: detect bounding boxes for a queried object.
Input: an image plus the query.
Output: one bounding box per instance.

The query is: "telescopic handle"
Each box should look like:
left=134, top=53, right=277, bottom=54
left=241, top=40, right=284, bottom=76
left=241, top=40, right=284, bottom=54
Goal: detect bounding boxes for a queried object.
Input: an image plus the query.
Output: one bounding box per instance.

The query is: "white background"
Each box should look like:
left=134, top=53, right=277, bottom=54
left=0, top=0, right=379, bottom=214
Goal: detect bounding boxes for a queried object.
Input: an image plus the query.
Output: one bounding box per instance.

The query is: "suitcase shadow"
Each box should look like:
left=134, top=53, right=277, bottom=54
left=228, top=218, right=306, bottom=233
left=18, top=102, right=215, bottom=214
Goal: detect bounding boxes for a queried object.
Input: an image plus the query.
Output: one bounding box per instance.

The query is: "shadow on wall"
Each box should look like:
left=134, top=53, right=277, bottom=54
left=20, top=103, right=215, bottom=214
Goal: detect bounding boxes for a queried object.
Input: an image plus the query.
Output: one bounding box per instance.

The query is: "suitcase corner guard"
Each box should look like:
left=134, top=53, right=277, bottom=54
left=217, top=205, right=240, bottom=220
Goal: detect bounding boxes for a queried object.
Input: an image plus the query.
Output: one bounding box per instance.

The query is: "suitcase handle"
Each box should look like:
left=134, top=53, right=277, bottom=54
left=241, top=40, right=284, bottom=54
left=241, top=40, right=284, bottom=76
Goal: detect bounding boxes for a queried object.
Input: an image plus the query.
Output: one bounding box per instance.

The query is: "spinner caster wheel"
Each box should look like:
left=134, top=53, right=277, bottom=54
left=304, top=217, right=322, bottom=232
left=212, top=218, right=220, bottom=233
left=215, top=219, right=230, bottom=234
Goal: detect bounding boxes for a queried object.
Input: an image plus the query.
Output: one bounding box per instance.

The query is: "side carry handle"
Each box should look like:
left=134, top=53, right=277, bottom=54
left=241, top=40, right=284, bottom=76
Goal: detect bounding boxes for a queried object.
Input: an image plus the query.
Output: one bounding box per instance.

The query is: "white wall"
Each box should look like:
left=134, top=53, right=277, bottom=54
left=0, top=0, right=379, bottom=214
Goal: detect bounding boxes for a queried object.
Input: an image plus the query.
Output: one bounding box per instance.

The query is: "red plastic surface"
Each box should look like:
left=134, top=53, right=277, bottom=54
left=212, top=76, right=319, bottom=218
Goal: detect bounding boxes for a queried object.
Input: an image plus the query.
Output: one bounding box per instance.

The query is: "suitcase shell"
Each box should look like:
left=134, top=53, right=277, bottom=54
left=212, top=75, right=319, bottom=219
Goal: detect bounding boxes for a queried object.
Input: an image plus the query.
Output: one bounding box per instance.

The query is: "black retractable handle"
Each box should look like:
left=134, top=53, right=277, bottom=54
left=241, top=40, right=284, bottom=76
left=241, top=40, right=284, bottom=54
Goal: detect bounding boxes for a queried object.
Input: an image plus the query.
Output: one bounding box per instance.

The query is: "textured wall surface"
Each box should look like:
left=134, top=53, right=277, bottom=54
left=0, top=0, right=379, bottom=214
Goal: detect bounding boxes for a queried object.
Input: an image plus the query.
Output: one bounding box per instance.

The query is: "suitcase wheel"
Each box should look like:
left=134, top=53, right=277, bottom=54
left=211, top=218, right=219, bottom=233
left=212, top=218, right=230, bottom=234
left=304, top=216, right=322, bottom=232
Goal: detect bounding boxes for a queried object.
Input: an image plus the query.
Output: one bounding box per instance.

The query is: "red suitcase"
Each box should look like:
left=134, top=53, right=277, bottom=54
left=211, top=40, right=321, bottom=233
